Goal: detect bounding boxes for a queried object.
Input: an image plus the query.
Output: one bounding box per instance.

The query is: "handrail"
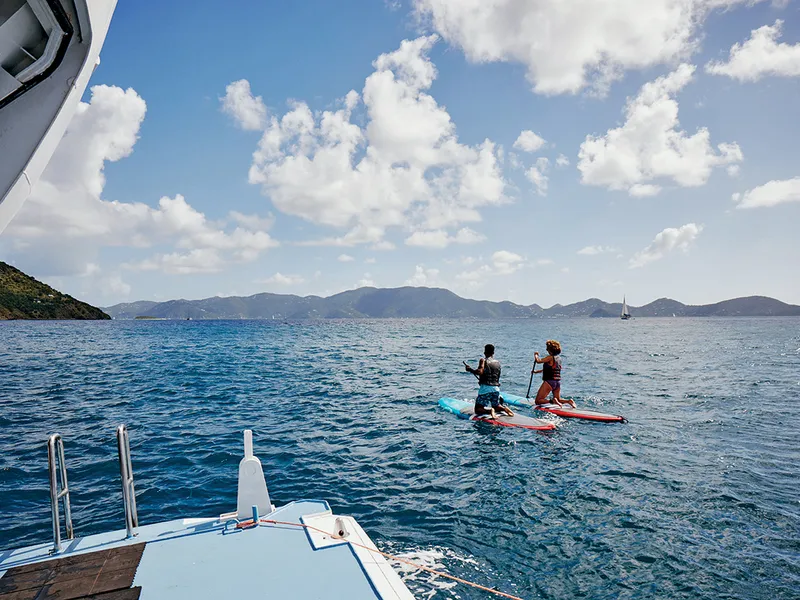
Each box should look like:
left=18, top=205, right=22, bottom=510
left=47, top=434, right=73, bottom=554
left=116, top=425, right=138, bottom=537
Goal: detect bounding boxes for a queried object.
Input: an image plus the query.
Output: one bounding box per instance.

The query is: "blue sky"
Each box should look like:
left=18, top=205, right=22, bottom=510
left=2, top=0, right=799, bottom=307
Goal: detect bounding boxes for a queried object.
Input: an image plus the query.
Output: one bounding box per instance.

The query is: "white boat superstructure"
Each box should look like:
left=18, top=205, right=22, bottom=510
left=0, top=0, right=117, bottom=233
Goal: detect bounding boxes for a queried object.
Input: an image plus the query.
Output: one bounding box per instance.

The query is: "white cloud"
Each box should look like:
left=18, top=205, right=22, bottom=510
left=365, top=257, right=377, bottom=264
left=413, top=0, right=760, bottom=96
left=491, top=250, right=525, bottom=275
left=406, top=265, right=440, bottom=285
left=578, top=245, right=617, bottom=255
left=526, top=157, right=550, bottom=196
left=243, top=37, right=507, bottom=246
left=260, top=272, right=305, bottom=286
left=555, top=154, right=570, bottom=167
left=405, top=227, right=485, bottom=248
left=456, top=250, right=525, bottom=281
left=296, top=225, right=386, bottom=248
left=80, top=263, right=101, bottom=277
left=508, top=152, right=523, bottom=170
left=513, top=130, right=546, bottom=152
left=357, top=273, right=376, bottom=287
left=578, top=64, right=742, bottom=196
left=228, top=211, right=275, bottom=231
left=453, top=227, right=486, bottom=245
left=338, top=253, right=355, bottom=262
left=560, top=267, right=570, bottom=274
left=706, top=20, right=800, bottom=81
left=221, top=79, right=268, bottom=131
left=536, top=258, right=554, bottom=266
left=100, top=274, right=132, bottom=297
left=77, top=267, right=131, bottom=299
left=732, top=177, right=800, bottom=209
left=126, top=248, right=225, bottom=275
left=372, top=241, right=396, bottom=251
left=629, top=223, right=703, bottom=268
left=4, top=85, right=278, bottom=279
left=629, top=184, right=662, bottom=197
left=727, top=165, right=740, bottom=177
left=456, top=266, right=489, bottom=282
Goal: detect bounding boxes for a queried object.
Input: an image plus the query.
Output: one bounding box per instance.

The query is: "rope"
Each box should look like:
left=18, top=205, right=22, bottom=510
left=255, top=517, right=525, bottom=600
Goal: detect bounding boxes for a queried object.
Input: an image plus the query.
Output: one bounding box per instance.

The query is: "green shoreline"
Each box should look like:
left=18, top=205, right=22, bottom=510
left=0, top=261, right=109, bottom=320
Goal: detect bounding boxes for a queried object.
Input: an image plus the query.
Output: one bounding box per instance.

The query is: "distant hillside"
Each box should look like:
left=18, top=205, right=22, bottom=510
left=103, top=300, right=159, bottom=319
left=106, top=287, right=542, bottom=320
left=0, top=262, right=110, bottom=320
left=103, top=287, right=800, bottom=320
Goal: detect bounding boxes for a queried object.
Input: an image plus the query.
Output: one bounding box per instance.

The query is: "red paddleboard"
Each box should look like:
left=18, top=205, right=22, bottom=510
left=501, top=393, right=626, bottom=423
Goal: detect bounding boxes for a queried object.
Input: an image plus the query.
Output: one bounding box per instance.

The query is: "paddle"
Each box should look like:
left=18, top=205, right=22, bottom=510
left=526, top=367, right=534, bottom=398
left=463, top=361, right=479, bottom=380
left=526, top=353, right=541, bottom=398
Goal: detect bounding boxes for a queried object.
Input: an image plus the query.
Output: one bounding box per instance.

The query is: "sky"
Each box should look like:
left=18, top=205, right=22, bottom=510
left=2, top=0, right=799, bottom=308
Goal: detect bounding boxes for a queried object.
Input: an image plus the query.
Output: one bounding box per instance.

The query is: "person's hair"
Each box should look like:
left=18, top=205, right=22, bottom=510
left=484, top=344, right=495, bottom=356
left=546, top=340, right=561, bottom=355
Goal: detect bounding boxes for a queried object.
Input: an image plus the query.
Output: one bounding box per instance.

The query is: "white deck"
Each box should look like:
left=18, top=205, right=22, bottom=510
left=0, top=500, right=415, bottom=599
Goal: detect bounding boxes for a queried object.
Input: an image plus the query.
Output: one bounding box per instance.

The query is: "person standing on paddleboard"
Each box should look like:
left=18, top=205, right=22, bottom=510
left=465, top=344, right=515, bottom=419
left=532, top=340, right=577, bottom=408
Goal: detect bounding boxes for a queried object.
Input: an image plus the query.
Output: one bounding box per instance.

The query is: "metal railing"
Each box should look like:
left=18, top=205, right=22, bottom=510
left=116, top=424, right=138, bottom=538
left=47, top=434, right=73, bottom=554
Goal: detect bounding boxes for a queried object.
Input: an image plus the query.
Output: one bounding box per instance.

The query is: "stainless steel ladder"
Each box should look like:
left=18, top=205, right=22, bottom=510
left=116, top=424, right=138, bottom=537
left=46, top=426, right=139, bottom=549
left=47, top=434, right=73, bottom=554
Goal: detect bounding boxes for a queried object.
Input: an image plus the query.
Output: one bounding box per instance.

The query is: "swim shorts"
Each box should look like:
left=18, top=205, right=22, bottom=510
left=544, top=379, right=561, bottom=392
left=476, top=391, right=503, bottom=409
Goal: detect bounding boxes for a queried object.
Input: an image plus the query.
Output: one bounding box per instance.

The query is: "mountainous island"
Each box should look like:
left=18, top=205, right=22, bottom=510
left=0, top=261, right=110, bottom=320
left=104, top=287, right=800, bottom=320
left=3, top=258, right=796, bottom=321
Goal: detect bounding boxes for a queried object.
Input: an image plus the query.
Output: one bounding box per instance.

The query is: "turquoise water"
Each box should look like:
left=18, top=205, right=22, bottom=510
left=1, top=318, right=798, bottom=599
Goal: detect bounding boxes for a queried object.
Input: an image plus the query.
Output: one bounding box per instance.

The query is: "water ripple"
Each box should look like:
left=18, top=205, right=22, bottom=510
left=1, top=317, right=799, bottom=599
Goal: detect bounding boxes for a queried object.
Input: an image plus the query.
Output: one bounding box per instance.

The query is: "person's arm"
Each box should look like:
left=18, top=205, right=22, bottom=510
left=531, top=353, right=550, bottom=372
left=468, top=358, right=486, bottom=376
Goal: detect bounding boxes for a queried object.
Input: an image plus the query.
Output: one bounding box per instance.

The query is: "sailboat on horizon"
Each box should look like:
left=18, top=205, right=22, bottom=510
left=621, top=295, right=632, bottom=320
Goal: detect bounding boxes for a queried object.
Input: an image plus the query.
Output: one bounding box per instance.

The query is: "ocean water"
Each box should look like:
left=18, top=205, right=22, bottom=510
left=0, top=318, right=798, bottom=599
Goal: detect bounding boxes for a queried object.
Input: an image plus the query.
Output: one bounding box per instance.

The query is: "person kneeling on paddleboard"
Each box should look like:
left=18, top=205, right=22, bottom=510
left=465, top=344, right=515, bottom=419
left=532, top=340, right=577, bottom=408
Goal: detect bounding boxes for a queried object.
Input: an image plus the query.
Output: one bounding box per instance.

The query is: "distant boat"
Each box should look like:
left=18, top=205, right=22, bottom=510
left=621, top=295, right=632, bottom=320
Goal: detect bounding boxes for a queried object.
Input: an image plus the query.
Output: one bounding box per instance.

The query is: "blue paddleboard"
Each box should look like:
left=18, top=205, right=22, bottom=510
left=439, top=397, right=556, bottom=430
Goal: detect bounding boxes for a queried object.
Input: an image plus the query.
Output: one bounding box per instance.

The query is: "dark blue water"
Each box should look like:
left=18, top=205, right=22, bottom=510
left=1, top=318, right=798, bottom=599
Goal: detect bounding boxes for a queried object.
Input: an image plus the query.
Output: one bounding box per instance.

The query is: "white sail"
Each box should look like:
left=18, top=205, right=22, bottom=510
left=621, top=295, right=631, bottom=319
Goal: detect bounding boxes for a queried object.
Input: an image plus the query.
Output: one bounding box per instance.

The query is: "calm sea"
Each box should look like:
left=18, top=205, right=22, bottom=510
left=1, top=318, right=798, bottom=599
